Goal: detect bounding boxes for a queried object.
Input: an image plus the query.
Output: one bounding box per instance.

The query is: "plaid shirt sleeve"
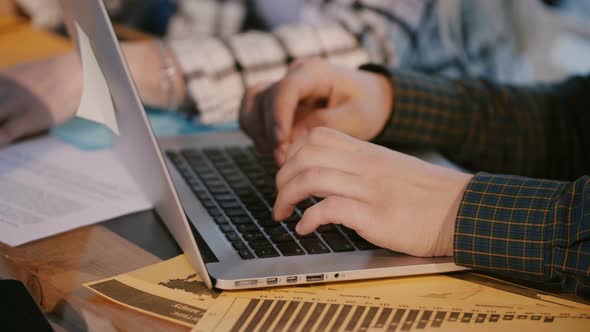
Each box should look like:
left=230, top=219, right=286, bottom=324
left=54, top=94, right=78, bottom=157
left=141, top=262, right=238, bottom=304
left=364, top=65, right=590, bottom=295
left=456, top=173, right=590, bottom=297
left=368, top=66, right=590, bottom=181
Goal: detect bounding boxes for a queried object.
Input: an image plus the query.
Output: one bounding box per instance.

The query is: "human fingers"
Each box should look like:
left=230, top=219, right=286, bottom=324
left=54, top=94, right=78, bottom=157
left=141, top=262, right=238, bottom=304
left=274, top=142, right=290, bottom=166
left=284, top=127, right=360, bottom=162
left=239, top=83, right=272, bottom=150
left=286, top=58, right=307, bottom=72
left=276, top=143, right=364, bottom=190
left=271, top=103, right=320, bottom=165
left=0, top=84, right=11, bottom=108
left=290, top=104, right=349, bottom=142
left=263, top=78, right=319, bottom=151
left=295, top=196, right=372, bottom=235
left=0, top=79, right=25, bottom=123
left=0, top=98, right=19, bottom=123
left=273, top=167, right=368, bottom=220
left=262, top=83, right=281, bottom=152
left=272, top=60, right=333, bottom=144
left=251, top=88, right=274, bottom=152
left=0, top=111, right=45, bottom=147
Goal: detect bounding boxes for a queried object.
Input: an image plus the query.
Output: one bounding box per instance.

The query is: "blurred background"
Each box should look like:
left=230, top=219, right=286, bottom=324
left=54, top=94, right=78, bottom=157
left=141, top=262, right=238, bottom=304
left=0, top=0, right=589, bottom=146
left=2, top=0, right=589, bottom=77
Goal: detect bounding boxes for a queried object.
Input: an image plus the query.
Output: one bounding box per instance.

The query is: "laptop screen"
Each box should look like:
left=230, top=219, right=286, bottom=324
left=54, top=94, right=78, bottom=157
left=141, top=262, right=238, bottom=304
left=58, top=0, right=213, bottom=288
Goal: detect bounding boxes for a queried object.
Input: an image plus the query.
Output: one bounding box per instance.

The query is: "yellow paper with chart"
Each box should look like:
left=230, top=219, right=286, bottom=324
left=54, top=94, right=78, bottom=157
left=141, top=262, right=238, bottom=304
left=84, top=255, right=590, bottom=331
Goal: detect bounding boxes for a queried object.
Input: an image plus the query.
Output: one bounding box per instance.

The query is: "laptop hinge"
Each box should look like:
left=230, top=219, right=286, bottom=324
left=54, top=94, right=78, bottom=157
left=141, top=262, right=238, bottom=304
left=187, top=217, right=219, bottom=263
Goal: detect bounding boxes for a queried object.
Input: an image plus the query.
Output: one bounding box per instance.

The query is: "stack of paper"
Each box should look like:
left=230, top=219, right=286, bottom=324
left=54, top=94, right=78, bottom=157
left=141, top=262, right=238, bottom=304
left=85, top=255, right=590, bottom=332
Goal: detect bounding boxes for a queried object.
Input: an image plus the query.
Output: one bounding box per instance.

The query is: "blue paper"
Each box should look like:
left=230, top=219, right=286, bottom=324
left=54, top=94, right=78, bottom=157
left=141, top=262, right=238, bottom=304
left=51, top=107, right=239, bottom=150
left=51, top=117, right=115, bottom=150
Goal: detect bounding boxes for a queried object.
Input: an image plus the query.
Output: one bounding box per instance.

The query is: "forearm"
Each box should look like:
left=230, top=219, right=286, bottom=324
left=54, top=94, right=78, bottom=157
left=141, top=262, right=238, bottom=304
left=44, top=40, right=185, bottom=111
left=120, top=41, right=185, bottom=110
left=373, top=68, right=590, bottom=180
left=454, top=173, right=590, bottom=296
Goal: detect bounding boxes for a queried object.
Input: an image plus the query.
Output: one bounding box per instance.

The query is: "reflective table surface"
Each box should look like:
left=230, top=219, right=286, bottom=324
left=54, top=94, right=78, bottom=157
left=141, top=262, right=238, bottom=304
left=0, top=210, right=189, bottom=331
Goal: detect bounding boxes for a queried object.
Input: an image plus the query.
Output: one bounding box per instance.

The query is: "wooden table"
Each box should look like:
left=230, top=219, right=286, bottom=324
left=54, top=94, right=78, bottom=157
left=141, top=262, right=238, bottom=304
left=1, top=210, right=190, bottom=331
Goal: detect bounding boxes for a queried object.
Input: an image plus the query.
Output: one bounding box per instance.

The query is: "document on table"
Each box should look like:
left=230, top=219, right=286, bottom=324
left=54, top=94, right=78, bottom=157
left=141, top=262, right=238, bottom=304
left=84, top=255, right=590, bottom=332
left=0, top=136, right=151, bottom=246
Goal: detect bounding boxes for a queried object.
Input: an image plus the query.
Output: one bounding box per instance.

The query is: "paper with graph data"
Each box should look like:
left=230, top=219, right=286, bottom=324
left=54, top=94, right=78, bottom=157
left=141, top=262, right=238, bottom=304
left=85, top=255, right=223, bottom=326
left=83, top=255, right=590, bottom=331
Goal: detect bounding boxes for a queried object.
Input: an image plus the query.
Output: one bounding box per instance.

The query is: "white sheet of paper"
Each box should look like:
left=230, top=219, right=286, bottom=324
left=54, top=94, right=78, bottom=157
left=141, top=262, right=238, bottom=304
left=0, top=136, right=151, bottom=246
left=74, top=21, right=120, bottom=135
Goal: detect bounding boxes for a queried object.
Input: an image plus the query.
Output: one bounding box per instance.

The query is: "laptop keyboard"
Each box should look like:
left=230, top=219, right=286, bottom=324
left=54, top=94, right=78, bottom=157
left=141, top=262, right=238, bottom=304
left=166, top=146, right=377, bottom=260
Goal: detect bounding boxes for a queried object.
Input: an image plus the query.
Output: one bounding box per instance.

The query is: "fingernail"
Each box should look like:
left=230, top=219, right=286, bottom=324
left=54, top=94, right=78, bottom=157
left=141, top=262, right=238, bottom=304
left=295, top=223, right=301, bottom=234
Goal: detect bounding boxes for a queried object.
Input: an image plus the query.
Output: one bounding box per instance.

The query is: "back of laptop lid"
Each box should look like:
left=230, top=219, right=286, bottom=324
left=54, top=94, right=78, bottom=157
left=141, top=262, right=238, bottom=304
left=58, top=0, right=213, bottom=288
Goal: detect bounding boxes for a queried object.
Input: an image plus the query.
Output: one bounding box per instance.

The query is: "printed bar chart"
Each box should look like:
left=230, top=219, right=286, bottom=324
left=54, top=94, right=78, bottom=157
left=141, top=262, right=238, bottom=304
left=210, top=297, right=584, bottom=332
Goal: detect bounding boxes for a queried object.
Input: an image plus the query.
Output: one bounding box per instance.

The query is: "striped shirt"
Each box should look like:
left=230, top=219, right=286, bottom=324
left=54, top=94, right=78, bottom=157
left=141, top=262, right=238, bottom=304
left=19, top=0, right=537, bottom=123
left=369, top=65, right=590, bottom=297
left=168, top=0, right=524, bottom=123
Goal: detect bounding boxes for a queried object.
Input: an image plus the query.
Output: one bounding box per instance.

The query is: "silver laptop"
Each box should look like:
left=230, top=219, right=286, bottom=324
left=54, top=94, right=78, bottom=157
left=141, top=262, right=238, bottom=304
left=60, top=0, right=466, bottom=290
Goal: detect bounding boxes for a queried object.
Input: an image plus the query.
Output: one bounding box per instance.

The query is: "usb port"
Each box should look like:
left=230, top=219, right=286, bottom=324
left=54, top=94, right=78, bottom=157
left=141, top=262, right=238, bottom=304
left=235, top=280, right=258, bottom=287
left=266, top=278, right=278, bottom=285
left=306, top=274, right=324, bottom=282
left=286, top=276, right=298, bottom=283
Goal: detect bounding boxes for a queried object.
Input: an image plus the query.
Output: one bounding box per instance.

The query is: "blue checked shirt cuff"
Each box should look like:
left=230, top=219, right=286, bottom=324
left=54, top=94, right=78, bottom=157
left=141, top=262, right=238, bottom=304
left=454, top=172, right=590, bottom=295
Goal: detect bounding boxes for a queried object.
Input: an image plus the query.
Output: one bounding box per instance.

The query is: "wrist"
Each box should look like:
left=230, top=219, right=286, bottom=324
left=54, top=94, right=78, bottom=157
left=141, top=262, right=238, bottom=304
left=154, top=40, right=186, bottom=111
left=122, top=41, right=185, bottom=109
left=358, top=64, right=395, bottom=140
left=442, top=172, right=473, bottom=256
left=122, top=41, right=160, bottom=105
left=372, top=72, right=394, bottom=137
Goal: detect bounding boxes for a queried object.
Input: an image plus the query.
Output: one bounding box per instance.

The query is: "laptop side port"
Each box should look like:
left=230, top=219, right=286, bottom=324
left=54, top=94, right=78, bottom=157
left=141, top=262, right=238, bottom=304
left=235, top=280, right=258, bottom=287
left=286, top=276, right=298, bottom=283
left=266, top=278, right=278, bottom=285
left=306, top=274, right=324, bottom=282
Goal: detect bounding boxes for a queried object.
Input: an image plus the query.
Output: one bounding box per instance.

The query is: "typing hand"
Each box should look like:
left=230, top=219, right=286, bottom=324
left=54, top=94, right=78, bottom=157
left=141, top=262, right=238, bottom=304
left=0, top=53, right=81, bottom=147
left=272, top=127, right=473, bottom=257
left=239, top=59, right=393, bottom=165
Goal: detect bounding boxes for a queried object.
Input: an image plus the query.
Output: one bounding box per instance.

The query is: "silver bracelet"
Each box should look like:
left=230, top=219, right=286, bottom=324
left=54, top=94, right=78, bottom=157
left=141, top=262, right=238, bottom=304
left=155, top=40, right=179, bottom=111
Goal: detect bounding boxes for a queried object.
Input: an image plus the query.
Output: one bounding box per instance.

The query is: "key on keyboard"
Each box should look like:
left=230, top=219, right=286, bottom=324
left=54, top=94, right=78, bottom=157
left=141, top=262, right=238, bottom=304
left=167, top=146, right=377, bottom=260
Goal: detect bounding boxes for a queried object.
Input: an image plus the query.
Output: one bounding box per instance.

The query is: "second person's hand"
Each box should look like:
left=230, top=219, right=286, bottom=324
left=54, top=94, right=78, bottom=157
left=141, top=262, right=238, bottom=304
left=239, top=59, right=394, bottom=164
